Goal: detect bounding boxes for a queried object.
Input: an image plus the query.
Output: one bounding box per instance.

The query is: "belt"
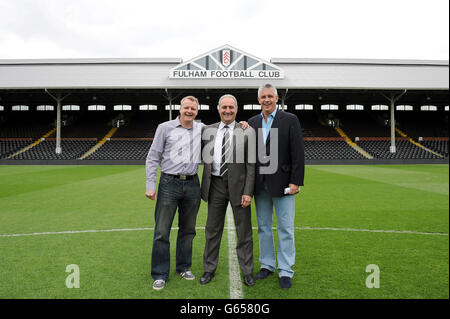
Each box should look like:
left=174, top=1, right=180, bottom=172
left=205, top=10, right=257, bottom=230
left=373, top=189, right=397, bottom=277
left=163, top=173, right=197, bottom=180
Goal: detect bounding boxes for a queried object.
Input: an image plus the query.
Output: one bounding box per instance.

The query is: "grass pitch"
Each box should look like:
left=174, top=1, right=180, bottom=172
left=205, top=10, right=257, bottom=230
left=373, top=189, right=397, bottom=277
left=0, top=164, right=448, bottom=299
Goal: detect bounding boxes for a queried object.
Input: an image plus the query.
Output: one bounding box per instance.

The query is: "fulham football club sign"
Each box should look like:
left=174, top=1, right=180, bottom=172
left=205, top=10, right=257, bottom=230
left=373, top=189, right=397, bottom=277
left=170, top=45, right=284, bottom=79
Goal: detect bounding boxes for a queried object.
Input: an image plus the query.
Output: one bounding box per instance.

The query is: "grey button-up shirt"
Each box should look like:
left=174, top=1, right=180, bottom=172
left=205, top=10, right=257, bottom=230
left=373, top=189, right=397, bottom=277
left=146, top=116, right=204, bottom=191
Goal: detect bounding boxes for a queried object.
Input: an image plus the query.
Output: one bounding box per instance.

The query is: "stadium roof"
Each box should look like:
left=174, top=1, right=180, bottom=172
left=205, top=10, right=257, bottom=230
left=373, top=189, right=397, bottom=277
left=0, top=58, right=182, bottom=65
left=270, top=58, right=449, bottom=66
left=0, top=45, right=448, bottom=90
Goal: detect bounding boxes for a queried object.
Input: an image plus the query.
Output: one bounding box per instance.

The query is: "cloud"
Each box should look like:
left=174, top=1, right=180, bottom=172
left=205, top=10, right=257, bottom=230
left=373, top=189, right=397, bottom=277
left=0, top=0, right=448, bottom=60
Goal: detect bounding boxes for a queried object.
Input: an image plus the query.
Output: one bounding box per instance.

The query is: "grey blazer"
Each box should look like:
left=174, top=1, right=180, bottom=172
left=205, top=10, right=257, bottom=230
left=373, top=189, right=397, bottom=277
left=201, top=122, right=256, bottom=207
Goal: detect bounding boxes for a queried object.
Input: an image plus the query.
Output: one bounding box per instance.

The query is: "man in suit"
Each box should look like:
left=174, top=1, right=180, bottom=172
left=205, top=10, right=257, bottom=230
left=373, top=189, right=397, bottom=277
left=247, top=84, right=305, bottom=290
left=200, top=94, right=256, bottom=287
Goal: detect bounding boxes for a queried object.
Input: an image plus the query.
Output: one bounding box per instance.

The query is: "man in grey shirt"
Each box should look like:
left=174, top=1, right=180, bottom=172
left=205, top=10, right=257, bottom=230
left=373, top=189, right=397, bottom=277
left=145, top=95, right=203, bottom=290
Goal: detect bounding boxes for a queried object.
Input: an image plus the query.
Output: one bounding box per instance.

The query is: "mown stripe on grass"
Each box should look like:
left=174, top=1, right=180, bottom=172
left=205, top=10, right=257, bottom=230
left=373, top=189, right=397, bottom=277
left=311, top=165, right=449, bottom=196
left=0, top=226, right=447, bottom=238
left=226, top=204, right=244, bottom=299
left=295, top=226, right=448, bottom=236
left=0, top=165, right=142, bottom=199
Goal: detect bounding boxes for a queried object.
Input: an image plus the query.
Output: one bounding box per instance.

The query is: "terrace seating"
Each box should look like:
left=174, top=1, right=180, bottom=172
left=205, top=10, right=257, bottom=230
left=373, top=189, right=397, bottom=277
left=421, top=140, right=449, bottom=158
left=11, top=140, right=97, bottom=160
left=83, top=140, right=153, bottom=160
left=0, top=109, right=447, bottom=162
left=0, top=140, right=31, bottom=159
left=356, top=140, right=442, bottom=159
left=304, top=140, right=366, bottom=160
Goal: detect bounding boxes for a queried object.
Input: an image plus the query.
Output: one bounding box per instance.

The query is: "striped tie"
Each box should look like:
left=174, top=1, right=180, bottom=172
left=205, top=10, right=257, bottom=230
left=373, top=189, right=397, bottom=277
left=220, top=125, right=230, bottom=176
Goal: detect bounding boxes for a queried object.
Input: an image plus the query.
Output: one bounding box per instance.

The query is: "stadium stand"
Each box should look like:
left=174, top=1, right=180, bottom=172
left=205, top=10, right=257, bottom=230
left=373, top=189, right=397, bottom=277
left=357, top=139, right=443, bottom=159
left=0, top=139, right=32, bottom=159
left=0, top=112, right=54, bottom=138
left=83, top=139, right=152, bottom=160
left=395, top=111, right=448, bottom=138
left=420, top=139, right=449, bottom=158
left=332, top=111, right=392, bottom=139
left=11, top=139, right=97, bottom=160
left=0, top=106, right=448, bottom=162
left=112, top=112, right=165, bottom=138
left=47, top=112, right=115, bottom=138
left=296, top=111, right=339, bottom=137
left=304, top=139, right=366, bottom=160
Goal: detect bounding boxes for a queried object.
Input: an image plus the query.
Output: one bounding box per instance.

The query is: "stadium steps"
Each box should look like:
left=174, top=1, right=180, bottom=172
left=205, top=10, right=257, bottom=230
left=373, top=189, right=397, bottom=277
left=78, top=127, right=118, bottom=160
left=334, top=127, right=374, bottom=159
left=395, top=127, right=444, bottom=158
left=7, top=128, right=57, bottom=159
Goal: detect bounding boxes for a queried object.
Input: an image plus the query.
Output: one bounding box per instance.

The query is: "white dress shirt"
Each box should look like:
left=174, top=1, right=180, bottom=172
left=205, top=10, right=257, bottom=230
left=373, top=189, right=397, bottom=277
left=211, top=121, right=236, bottom=176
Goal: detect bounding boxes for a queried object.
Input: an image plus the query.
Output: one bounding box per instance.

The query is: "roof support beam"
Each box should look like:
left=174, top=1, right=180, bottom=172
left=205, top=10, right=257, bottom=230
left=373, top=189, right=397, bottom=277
left=45, top=89, right=71, bottom=154
left=280, top=88, right=288, bottom=111
left=162, top=89, right=185, bottom=121
left=381, top=90, right=407, bottom=153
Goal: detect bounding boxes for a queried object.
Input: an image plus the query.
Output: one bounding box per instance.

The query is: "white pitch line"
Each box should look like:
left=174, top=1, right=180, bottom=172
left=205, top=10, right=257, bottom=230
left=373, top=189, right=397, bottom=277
left=226, top=204, right=243, bottom=299
left=0, top=227, right=155, bottom=237
left=0, top=226, right=447, bottom=238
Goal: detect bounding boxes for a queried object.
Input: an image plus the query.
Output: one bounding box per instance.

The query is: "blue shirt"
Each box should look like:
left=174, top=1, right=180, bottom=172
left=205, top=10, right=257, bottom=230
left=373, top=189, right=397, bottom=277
left=261, top=107, right=278, bottom=144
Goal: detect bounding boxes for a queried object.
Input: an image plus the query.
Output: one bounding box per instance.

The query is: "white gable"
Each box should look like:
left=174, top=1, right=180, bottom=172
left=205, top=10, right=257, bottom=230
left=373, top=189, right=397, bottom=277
left=169, top=44, right=284, bottom=79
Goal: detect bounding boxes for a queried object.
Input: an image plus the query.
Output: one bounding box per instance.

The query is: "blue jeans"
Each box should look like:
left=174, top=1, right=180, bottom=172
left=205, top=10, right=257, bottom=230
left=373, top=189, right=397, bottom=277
left=151, top=173, right=201, bottom=281
left=254, top=184, right=296, bottom=278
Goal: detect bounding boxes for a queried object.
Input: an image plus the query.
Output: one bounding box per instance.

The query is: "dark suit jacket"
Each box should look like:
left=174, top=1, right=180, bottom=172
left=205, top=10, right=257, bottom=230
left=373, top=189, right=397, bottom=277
left=248, top=110, right=305, bottom=197
left=201, top=122, right=256, bottom=207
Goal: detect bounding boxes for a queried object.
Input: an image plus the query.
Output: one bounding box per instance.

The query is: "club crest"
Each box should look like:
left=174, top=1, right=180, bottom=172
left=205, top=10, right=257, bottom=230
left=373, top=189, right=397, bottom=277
left=222, top=49, right=231, bottom=67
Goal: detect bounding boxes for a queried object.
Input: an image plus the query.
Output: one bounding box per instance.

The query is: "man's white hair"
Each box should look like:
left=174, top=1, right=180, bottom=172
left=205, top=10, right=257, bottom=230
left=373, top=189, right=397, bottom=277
left=258, top=84, right=278, bottom=98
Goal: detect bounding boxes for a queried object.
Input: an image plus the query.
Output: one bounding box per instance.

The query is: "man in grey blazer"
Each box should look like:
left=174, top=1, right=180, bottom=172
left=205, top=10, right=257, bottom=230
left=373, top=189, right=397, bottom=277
left=200, top=94, right=256, bottom=287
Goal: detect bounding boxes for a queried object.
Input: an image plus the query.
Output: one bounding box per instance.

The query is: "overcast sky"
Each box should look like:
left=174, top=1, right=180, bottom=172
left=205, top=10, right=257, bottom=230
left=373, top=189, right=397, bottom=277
left=0, top=0, right=448, bottom=61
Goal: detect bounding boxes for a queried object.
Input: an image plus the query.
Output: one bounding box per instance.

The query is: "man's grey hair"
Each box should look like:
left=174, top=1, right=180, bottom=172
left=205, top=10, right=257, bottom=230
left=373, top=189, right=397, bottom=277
left=258, top=84, right=278, bottom=98
left=217, top=94, right=238, bottom=109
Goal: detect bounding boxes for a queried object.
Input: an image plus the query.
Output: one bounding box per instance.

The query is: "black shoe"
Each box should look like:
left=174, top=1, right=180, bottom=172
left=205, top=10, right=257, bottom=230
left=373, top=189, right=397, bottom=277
left=280, top=276, right=292, bottom=290
left=256, top=268, right=273, bottom=280
left=200, top=272, right=214, bottom=285
left=243, top=274, right=255, bottom=287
